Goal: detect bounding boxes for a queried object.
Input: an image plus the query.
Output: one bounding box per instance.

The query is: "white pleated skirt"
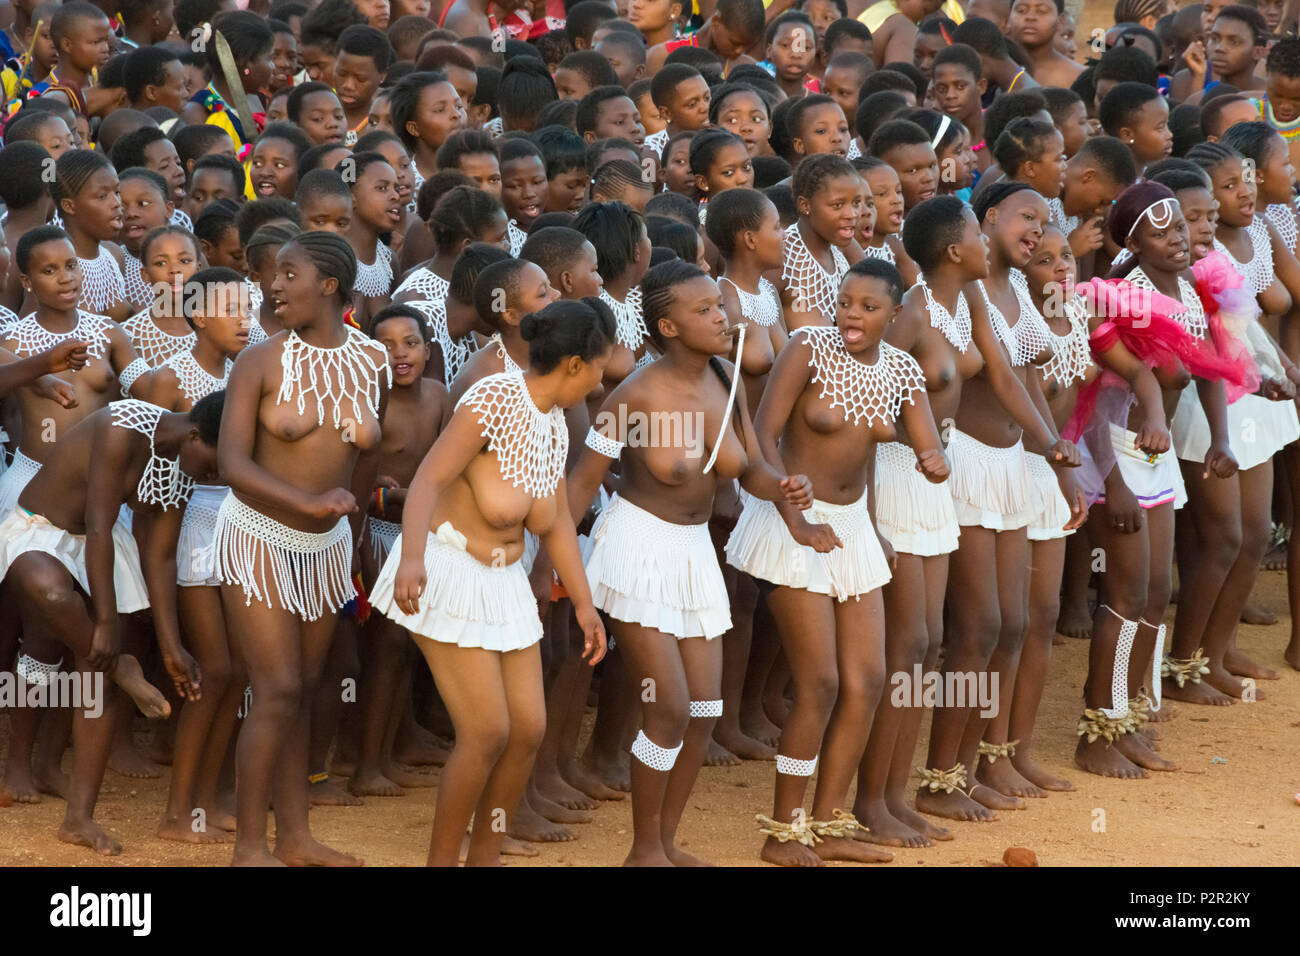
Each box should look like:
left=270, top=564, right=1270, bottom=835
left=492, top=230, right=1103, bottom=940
left=1171, top=389, right=1300, bottom=472
left=725, top=489, right=890, bottom=600
left=370, top=522, right=542, bottom=651
left=1025, top=453, right=1074, bottom=542
left=1096, top=424, right=1187, bottom=510
left=585, top=493, right=731, bottom=639
left=177, top=484, right=229, bottom=586
left=947, top=429, right=1033, bottom=531
left=873, top=441, right=960, bottom=556
left=0, top=506, right=150, bottom=613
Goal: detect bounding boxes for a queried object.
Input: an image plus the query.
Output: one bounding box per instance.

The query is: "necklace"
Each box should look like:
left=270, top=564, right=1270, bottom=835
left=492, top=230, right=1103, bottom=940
left=508, top=219, right=528, bottom=257
left=162, top=348, right=232, bottom=405
left=354, top=240, right=394, bottom=298
left=1048, top=197, right=1080, bottom=238
left=1213, top=219, right=1274, bottom=295
left=600, top=286, right=650, bottom=351
left=863, top=241, right=897, bottom=264
left=491, top=332, right=523, bottom=374
left=1267, top=203, right=1297, bottom=253
left=122, top=251, right=153, bottom=310
left=110, top=399, right=194, bottom=511
left=1041, top=295, right=1093, bottom=387
left=277, top=326, right=391, bottom=429
left=1127, top=266, right=1207, bottom=339
left=799, top=325, right=926, bottom=428
left=918, top=277, right=971, bottom=352
left=720, top=276, right=782, bottom=328
left=783, top=224, right=848, bottom=320
left=406, top=299, right=476, bottom=386
left=5, top=310, right=112, bottom=360
left=393, top=266, right=449, bottom=300
left=122, top=308, right=196, bottom=368
left=457, top=371, right=568, bottom=498
left=982, top=271, right=1054, bottom=367
left=78, top=247, right=126, bottom=315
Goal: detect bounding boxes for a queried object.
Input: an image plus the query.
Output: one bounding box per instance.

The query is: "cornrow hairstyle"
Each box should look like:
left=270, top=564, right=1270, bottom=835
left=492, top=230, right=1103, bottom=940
left=718, top=0, right=766, bottom=41
left=585, top=136, right=641, bottom=174
left=1099, top=81, right=1162, bottom=138
left=972, top=180, right=1037, bottom=223
left=338, top=23, right=396, bottom=72
left=16, top=225, right=72, bottom=274
left=752, top=154, right=792, bottom=189
left=536, top=99, right=579, bottom=131
left=791, top=152, right=856, bottom=201
left=498, top=56, right=559, bottom=130
left=205, top=11, right=275, bottom=75
left=703, top=186, right=769, bottom=259
left=709, top=82, right=771, bottom=126
left=867, top=119, right=931, bottom=159
left=903, top=108, right=967, bottom=154
left=142, top=223, right=201, bottom=261
left=932, top=43, right=983, bottom=82
left=983, top=89, right=1048, bottom=149
left=287, top=81, right=338, bottom=124
left=993, top=117, right=1058, bottom=176
left=1185, top=140, right=1243, bottom=178
left=642, top=259, right=740, bottom=414
left=124, top=47, right=182, bottom=104
left=0, top=141, right=52, bottom=211
left=575, top=86, right=633, bottom=138
left=1219, top=120, right=1283, bottom=166
left=901, top=195, right=970, bottom=271
left=52, top=149, right=113, bottom=209
left=245, top=220, right=302, bottom=272
left=258, top=121, right=313, bottom=160
left=193, top=152, right=247, bottom=195
left=1266, top=36, right=1300, bottom=79
left=533, top=125, right=588, bottom=178
left=520, top=297, right=617, bottom=373
left=645, top=215, right=700, bottom=264
left=473, top=257, right=535, bottom=327
left=952, top=17, right=1008, bottom=58
left=435, top=129, right=498, bottom=170
left=184, top=266, right=245, bottom=328
left=846, top=255, right=904, bottom=305
left=300, top=0, right=367, bottom=53
left=449, top=242, right=512, bottom=305
left=558, top=50, right=619, bottom=89
left=429, top=184, right=505, bottom=250
left=689, top=128, right=747, bottom=177
left=650, top=63, right=703, bottom=109
left=416, top=169, right=475, bottom=220
left=236, top=196, right=301, bottom=246
left=787, top=93, right=840, bottom=143
left=1147, top=166, right=1214, bottom=193
left=118, top=166, right=170, bottom=203
left=1143, top=156, right=1206, bottom=180
left=290, top=230, right=359, bottom=302
left=572, top=200, right=645, bottom=284
left=110, top=126, right=167, bottom=174
left=1113, top=0, right=1163, bottom=24
left=389, top=71, right=451, bottom=153
left=370, top=303, right=431, bottom=341
left=855, top=91, right=910, bottom=149
left=592, top=158, right=653, bottom=201
left=297, top=143, right=352, bottom=180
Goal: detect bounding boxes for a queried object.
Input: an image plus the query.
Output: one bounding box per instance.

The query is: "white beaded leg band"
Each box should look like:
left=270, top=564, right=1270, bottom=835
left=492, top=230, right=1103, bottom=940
left=1100, top=604, right=1136, bottom=719
left=1143, top=619, right=1167, bottom=711
left=689, top=699, right=723, bottom=718
left=17, top=653, right=62, bottom=686
left=775, top=754, right=818, bottom=776
left=631, top=730, right=683, bottom=771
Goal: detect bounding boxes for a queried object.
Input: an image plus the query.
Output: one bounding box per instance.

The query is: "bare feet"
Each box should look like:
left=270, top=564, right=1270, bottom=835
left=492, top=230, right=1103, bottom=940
left=231, top=848, right=287, bottom=866
left=328, top=755, right=356, bottom=777
left=1239, top=603, right=1277, bottom=626
left=110, top=653, right=171, bottom=718
left=624, top=847, right=675, bottom=866
left=500, top=835, right=540, bottom=857
left=530, top=789, right=593, bottom=825
left=1074, top=736, right=1147, bottom=778
left=309, top=776, right=364, bottom=806
left=1146, top=700, right=1174, bottom=722
left=1203, top=665, right=1264, bottom=700
left=347, top=769, right=405, bottom=797
left=969, top=783, right=1027, bottom=810
left=1260, top=537, right=1287, bottom=571
left=760, top=836, right=823, bottom=866
left=1010, top=753, right=1075, bottom=791
left=814, top=833, right=893, bottom=863
left=3, top=764, right=42, bottom=803
left=58, top=817, right=122, bottom=855
left=1056, top=599, right=1094, bottom=639
left=739, top=709, right=782, bottom=748
left=107, top=737, right=161, bottom=779
left=915, top=787, right=998, bottom=822
left=978, top=755, right=1046, bottom=798
left=157, top=815, right=235, bottom=844
left=198, top=801, right=237, bottom=831
left=582, top=752, right=631, bottom=793
left=713, top=726, right=776, bottom=760
left=762, top=689, right=791, bottom=727
left=666, top=844, right=714, bottom=866
left=535, top=766, right=597, bottom=810
left=560, top=756, right=625, bottom=800
left=1162, top=675, right=1236, bottom=706
left=704, top=738, right=741, bottom=766
left=1223, top=648, right=1279, bottom=681
left=383, top=763, right=436, bottom=788
left=509, top=798, right=575, bottom=842
left=854, top=798, right=929, bottom=847
left=274, top=837, right=363, bottom=866
left=888, top=800, right=953, bottom=840
left=1114, top=732, right=1178, bottom=771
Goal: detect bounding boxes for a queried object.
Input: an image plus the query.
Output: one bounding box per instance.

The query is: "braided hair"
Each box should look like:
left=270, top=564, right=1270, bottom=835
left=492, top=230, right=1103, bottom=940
left=291, top=230, right=358, bottom=302
left=429, top=185, right=505, bottom=252
left=791, top=152, right=855, bottom=202
left=52, top=149, right=114, bottom=210
left=1185, top=140, right=1242, bottom=177
left=246, top=221, right=302, bottom=274
left=572, top=200, right=645, bottom=285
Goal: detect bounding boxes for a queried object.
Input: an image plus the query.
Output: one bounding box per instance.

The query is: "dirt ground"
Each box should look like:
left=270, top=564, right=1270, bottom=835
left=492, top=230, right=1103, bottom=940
left=2, top=563, right=1297, bottom=867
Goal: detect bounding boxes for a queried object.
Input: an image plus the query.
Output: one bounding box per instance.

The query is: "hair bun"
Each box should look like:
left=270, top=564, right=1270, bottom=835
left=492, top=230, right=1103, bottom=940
left=520, top=313, right=542, bottom=341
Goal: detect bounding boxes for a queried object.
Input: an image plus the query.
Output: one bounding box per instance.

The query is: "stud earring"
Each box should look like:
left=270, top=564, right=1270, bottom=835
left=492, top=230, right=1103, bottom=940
left=243, top=68, right=250, bottom=75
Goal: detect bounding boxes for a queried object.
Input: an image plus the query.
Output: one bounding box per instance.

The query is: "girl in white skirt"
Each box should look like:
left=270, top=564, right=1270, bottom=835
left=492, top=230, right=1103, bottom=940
left=731, top=258, right=947, bottom=867
left=916, top=185, right=1082, bottom=824
left=1168, top=141, right=1300, bottom=701
left=854, top=196, right=992, bottom=847
left=145, top=267, right=249, bottom=844
left=0, top=394, right=222, bottom=855
left=371, top=298, right=611, bottom=867
left=567, top=260, right=814, bottom=867
left=214, top=231, right=390, bottom=867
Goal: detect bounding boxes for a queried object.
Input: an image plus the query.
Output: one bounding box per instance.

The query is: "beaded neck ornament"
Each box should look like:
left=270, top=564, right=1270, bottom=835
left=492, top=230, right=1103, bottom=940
left=799, top=325, right=926, bottom=428
left=163, top=348, right=232, bottom=405
left=783, top=224, right=849, bottom=319
left=508, top=219, right=528, bottom=257
left=720, top=276, right=781, bottom=328
left=490, top=333, right=523, bottom=374
left=78, top=248, right=127, bottom=315
left=981, top=272, right=1054, bottom=367
left=600, top=286, right=649, bottom=351
left=393, top=266, right=449, bottom=300
left=1266, top=202, right=1298, bottom=253
left=122, top=251, right=153, bottom=310
left=0, top=304, right=19, bottom=332
left=354, top=241, right=395, bottom=298
left=1041, top=295, right=1093, bottom=387
left=248, top=279, right=263, bottom=313
left=277, top=326, right=391, bottom=429
left=1126, top=266, right=1207, bottom=340
left=1213, top=219, right=1274, bottom=295
left=406, top=299, right=476, bottom=386
left=6, top=310, right=112, bottom=361
left=1048, top=197, right=1080, bottom=239
left=862, top=242, right=896, bottom=265
left=123, top=308, right=196, bottom=368
left=111, top=399, right=195, bottom=511
left=918, top=277, right=971, bottom=352
left=457, top=371, right=568, bottom=498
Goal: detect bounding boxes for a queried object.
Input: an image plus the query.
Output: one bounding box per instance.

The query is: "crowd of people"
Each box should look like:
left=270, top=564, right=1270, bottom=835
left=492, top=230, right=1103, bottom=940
left=0, top=0, right=1295, bottom=867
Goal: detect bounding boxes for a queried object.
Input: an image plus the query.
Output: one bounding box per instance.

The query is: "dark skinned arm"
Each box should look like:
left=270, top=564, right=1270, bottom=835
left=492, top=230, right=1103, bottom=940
left=134, top=507, right=200, bottom=700
left=82, top=419, right=134, bottom=671
left=0, top=340, right=87, bottom=400
left=539, top=475, right=606, bottom=666
left=1194, top=376, right=1238, bottom=478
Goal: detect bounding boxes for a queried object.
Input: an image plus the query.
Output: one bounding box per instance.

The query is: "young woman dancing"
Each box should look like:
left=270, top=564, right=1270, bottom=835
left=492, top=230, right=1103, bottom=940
left=214, top=231, right=390, bottom=866
left=52, top=150, right=131, bottom=323
left=567, top=260, right=814, bottom=867
left=778, top=154, right=861, bottom=331
left=371, top=298, right=612, bottom=866
left=121, top=225, right=201, bottom=369
left=729, top=257, right=948, bottom=866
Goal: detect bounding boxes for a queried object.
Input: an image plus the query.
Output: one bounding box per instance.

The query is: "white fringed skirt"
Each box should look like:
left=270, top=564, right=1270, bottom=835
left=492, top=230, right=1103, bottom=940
left=947, top=429, right=1033, bottom=531
left=1025, top=454, right=1074, bottom=542
left=1172, top=389, right=1300, bottom=472
left=873, top=441, right=960, bottom=556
